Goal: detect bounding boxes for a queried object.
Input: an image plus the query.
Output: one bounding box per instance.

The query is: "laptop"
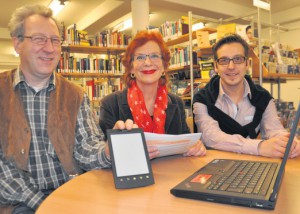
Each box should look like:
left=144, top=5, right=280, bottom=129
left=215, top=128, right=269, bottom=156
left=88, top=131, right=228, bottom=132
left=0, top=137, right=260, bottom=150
left=171, top=103, right=300, bottom=210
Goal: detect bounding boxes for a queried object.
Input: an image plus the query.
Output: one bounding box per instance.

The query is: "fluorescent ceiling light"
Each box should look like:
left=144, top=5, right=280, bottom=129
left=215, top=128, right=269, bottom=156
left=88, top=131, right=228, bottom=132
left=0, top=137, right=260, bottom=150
left=192, top=22, right=204, bottom=31
left=114, top=18, right=132, bottom=32
left=48, top=0, right=69, bottom=17
left=253, top=0, right=270, bottom=11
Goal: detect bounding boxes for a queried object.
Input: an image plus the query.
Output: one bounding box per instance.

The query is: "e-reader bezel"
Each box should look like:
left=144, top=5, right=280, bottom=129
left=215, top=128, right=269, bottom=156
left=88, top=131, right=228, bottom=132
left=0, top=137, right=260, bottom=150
left=107, top=128, right=155, bottom=189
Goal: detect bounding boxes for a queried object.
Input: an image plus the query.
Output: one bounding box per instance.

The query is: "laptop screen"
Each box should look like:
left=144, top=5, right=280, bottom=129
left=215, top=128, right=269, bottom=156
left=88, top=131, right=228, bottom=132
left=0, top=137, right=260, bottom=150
left=270, top=103, right=300, bottom=201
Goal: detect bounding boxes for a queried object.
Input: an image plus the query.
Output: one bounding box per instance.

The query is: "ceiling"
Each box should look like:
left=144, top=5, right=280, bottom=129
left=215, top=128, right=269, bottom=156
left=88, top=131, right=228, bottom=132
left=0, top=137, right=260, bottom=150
left=1, top=0, right=300, bottom=70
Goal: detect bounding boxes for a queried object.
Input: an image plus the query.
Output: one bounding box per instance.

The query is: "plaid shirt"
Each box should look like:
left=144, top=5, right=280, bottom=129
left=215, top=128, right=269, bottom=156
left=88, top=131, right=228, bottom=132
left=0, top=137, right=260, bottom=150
left=0, top=70, right=111, bottom=210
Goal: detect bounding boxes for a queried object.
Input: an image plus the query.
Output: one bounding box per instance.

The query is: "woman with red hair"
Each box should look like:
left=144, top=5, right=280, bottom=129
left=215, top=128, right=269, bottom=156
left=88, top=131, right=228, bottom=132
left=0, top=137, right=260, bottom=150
left=99, top=30, right=206, bottom=159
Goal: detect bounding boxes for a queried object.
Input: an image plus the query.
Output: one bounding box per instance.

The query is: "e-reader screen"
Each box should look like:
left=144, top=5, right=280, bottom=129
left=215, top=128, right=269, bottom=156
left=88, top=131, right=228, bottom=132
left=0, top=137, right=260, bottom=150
left=107, top=128, right=154, bottom=189
left=111, top=133, right=149, bottom=176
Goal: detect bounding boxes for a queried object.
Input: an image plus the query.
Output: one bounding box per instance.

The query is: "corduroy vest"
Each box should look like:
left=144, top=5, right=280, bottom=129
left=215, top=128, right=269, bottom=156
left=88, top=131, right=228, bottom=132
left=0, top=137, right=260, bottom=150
left=0, top=69, right=84, bottom=175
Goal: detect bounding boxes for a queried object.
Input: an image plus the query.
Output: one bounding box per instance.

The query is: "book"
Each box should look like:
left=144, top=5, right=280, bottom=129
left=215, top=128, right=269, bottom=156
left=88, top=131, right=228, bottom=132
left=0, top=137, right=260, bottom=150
left=77, top=30, right=90, bottom=46
left=196, top=30, right=210, bottom=48
left=217, top=23, right=236, bottom=40
left=85, top=79, right=95, bottom=101
left=199, top=60, right=215, bottom=79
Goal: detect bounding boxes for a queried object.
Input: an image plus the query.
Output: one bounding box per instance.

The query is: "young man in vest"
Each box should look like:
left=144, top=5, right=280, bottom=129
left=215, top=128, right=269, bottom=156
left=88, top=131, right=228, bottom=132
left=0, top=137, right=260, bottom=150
left=0, top=5, right=152, bottom=214
left=193, top=34, right=299, bottom=159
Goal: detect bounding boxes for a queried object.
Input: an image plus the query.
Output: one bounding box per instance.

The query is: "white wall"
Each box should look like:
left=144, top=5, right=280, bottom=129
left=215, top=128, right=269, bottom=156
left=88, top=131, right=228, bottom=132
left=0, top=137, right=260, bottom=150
left=276, top=28, right=300, bottom=106
left=263, top=81, right=300, bottom=107
left=279, top=28, right=300, bottom=49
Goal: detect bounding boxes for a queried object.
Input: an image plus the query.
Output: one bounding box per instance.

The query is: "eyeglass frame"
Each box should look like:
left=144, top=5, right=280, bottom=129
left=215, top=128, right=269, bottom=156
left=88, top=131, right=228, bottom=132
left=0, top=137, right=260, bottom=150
left=132, top=53, right=163, bottom=64
left=18, top=34, right=62, bottom=47
left=216, top=55, right=247, bottom=65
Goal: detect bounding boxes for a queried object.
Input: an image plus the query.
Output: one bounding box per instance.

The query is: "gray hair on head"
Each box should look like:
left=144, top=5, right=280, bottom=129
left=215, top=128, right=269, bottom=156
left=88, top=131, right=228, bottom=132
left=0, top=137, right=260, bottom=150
left=8, top=4, right=60, bottom=40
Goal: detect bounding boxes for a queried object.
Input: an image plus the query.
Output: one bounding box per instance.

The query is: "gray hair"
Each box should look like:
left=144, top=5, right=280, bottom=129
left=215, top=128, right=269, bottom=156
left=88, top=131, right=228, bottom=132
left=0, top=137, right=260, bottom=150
left=8, top=4, right=60, bottom=40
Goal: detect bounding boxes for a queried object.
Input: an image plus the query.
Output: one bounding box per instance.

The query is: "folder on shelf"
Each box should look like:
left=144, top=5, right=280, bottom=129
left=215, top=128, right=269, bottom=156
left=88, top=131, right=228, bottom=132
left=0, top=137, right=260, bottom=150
left=196, top=30, right=210, bottom=48
left=217, top=23, right=236, bottom=40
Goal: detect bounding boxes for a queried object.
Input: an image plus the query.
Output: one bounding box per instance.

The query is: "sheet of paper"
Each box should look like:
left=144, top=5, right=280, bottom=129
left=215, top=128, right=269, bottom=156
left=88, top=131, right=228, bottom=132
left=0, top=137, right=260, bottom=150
left=144, top=132, right=202, bottom=157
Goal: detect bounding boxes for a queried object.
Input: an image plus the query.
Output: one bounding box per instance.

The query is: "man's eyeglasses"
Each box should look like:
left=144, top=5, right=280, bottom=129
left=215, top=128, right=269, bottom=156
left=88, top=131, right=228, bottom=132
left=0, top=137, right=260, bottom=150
left=133, top=54, right=162, bottom=63
left=216, top=56, right=247, bottom=65
left=20, top=35, right=62, bottom=47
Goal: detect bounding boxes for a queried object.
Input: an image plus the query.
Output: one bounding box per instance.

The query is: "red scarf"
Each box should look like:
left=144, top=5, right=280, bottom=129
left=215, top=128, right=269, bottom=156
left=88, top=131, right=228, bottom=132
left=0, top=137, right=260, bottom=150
left=127, top=82, right=168, bottom=133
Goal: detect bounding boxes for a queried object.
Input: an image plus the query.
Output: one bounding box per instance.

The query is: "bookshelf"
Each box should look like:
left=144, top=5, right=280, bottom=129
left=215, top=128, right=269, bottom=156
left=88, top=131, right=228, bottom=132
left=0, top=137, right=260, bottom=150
left=58, top=43, right=127, bottom=117
left=59, top=72, right=124, bottom=78
left=62, top=45, right=126, bottom=54
left=165, top=29, right=216, bottom=46
left=158, top=11, right=217, bottom=116
left=164, top=27, right=216, bottom=104
left=164, top=21, right=299, bottom=106
left=197, top=45, right=300, bottom=80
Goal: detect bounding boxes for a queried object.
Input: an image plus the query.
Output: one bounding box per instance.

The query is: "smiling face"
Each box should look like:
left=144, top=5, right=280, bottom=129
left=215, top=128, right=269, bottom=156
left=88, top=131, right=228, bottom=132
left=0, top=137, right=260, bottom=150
left=214, top=42, right=249, bottom=92
left=13, top=14, right=61, bottom=84
left=130, top=41, right=164, bottom=89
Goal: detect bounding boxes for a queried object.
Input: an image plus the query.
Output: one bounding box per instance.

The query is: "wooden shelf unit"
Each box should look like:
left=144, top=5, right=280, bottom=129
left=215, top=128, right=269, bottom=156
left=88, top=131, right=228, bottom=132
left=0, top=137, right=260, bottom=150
left=61, top=45, right=126, bottom=54
left=58, top=72, right=123, bottom=78
left=197, top=45, right=300, bottom=80
left=166, top=65, right=200, bottom=74
left=165, top=28, right=216, bottom=46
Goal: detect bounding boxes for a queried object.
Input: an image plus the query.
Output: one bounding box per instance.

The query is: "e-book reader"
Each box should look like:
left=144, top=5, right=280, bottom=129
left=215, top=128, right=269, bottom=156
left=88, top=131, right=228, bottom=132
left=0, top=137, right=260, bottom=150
left=107, top=128, right=154, bottom=189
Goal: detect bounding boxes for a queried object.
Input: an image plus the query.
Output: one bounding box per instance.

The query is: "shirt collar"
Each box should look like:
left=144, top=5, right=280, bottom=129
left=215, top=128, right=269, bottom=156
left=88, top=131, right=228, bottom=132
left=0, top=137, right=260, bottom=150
left=13, top=67, right=56, bottom=91
left=219, top=77, right=252, bottom=99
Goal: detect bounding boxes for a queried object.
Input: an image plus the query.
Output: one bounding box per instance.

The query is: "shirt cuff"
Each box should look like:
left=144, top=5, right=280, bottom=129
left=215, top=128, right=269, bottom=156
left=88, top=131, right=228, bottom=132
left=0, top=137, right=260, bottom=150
left=98, top=143, right=112, bottom=168
left=23, top=188, right=46, bottom=210
left=241, top=139, right=262, bottom=156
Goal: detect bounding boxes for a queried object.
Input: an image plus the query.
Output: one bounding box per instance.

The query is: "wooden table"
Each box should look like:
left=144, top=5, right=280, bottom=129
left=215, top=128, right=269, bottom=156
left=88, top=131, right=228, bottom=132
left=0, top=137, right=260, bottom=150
left=36, top=150, right=300, bottom=214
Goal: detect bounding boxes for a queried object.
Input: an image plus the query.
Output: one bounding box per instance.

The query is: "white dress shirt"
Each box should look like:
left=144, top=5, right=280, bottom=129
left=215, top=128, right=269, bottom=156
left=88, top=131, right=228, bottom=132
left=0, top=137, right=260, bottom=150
left=193, top=79, right=287, bottom=155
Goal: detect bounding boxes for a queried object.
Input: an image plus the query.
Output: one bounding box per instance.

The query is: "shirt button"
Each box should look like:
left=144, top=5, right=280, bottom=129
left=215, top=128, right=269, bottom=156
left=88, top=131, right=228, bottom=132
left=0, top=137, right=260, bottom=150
left=21, top=149, right=25, bottom=154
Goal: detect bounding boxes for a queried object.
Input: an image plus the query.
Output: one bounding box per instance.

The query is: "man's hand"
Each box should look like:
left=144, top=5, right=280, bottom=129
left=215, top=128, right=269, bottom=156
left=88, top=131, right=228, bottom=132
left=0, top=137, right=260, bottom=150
left=258, top=133, right=299, bottom=158
left=289, top=137, right=300, bottom=158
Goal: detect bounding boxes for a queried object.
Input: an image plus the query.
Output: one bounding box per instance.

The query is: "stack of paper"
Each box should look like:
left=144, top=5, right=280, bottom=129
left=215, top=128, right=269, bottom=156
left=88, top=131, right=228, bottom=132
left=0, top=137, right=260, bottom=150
left=144, top=132, right=202, bottom=157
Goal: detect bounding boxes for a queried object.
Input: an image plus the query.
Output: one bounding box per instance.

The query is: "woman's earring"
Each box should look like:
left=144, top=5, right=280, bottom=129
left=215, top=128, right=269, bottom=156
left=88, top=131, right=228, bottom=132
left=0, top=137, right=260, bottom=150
left=130, top=73, right=135, bottom=78
left=161, top=71, right=165, bottom=77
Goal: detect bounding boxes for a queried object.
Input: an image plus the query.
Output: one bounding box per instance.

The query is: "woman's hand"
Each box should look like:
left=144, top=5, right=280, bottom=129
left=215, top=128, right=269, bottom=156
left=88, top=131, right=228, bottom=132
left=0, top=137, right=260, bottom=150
left=183, top=140, right=206, bottom=157
left=113, top=119, right=138, bottom=130
left=105, top=119, right=138, bottom=159
left=147, top=145, right=160, bottom=159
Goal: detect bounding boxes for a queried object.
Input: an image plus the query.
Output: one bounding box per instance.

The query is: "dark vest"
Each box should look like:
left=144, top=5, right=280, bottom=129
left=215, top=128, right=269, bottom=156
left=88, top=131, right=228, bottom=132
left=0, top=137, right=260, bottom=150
left=0, top=69, right=84, bottom=175
left=193, top=75, right=272, bottom=138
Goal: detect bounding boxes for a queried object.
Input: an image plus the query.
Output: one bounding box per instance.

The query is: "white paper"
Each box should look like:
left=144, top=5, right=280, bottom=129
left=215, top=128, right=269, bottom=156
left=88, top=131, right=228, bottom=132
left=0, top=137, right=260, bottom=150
left=144, top=132, right=202, bottom=157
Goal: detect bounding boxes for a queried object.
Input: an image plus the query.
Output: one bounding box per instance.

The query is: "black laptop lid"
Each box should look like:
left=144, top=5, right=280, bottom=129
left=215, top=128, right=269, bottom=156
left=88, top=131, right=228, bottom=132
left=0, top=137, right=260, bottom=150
left=270, top=103, right=300, bottom=201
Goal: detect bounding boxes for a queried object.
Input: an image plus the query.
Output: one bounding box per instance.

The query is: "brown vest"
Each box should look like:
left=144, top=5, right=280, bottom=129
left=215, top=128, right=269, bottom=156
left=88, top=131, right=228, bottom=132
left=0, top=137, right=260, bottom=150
left=0, top=69, right=84, bottom=175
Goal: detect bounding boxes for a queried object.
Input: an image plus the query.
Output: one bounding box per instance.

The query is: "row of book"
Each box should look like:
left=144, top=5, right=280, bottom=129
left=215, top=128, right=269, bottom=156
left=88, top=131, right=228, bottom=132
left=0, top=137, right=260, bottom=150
left=169, top=46, right=191, bottom=68
left=56, top=52, right=124, bottom=74
left=158, top=19, right=189, bottom=41
left=85, top=79, right=122, bottom=101
left=260, top=41, right=300, bottom=74
left=61, top=23, right=90, bottom=46
left=93, top=30, right=132, bottom=48
left=85, top=79, right=122, bottom=118
left=275, top=100, right=300, bottom=135
left=61, top=23, right=132, bottom=47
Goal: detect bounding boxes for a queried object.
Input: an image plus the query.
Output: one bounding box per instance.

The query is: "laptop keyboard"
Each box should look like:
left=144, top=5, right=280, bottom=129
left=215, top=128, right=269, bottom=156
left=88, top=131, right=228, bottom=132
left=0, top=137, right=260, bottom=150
left=207, top=161, right=278, bottom=195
